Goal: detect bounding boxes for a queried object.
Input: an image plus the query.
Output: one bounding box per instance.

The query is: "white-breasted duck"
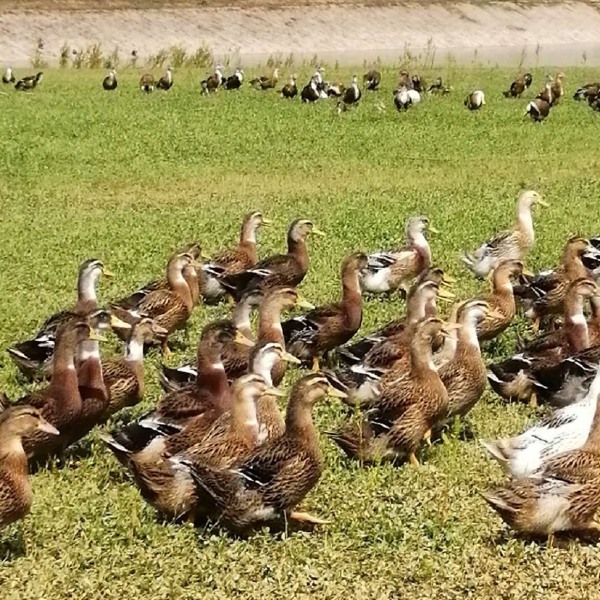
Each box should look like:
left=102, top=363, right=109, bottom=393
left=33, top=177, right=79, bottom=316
left=224, top=68, right=244, bottom=90
left=462, top=190, right=547, bottom=279
left=525, top=98, right=551, bottom=122
left=574, top=82, right=600, bottom=101
left=102, top=68, right=118, bottom=91
left=503, top=73, right=532, bottom=98
left=394, top=86, right=421, bottom=111
left=464, top=90, right=485, bottom=110
left=15, top=72, right=43, bottom=91
left=280, top=74, right=297, bottom=98
left=301, top=76, right=320, bottom=103
left=2, top=66, right=15, bottom=84
left=156, top=67, right=174, bottom=91
left=342, top=75, right=361, bottom=106
left=201, top=65, right=224, bottom=94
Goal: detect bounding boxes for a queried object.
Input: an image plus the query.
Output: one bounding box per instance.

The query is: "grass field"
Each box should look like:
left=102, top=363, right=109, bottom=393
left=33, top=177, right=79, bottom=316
left=2, top=65, right=600, bottom=599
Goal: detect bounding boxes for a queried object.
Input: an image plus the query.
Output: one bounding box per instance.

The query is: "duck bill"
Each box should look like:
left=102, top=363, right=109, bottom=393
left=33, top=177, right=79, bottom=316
left=297, top=297, right=316, bottom=310
left=110, top=315, right=132, bottom=330
left=102, top=267, right=115, bottom=278
left=537, top=199, right=550, bottom=207
left=282, top=351, right=302, bottom=364
left=327, top=386, right=348, bottom=399
left=521, top=268, right=535, bottom=277
left=200, top=252, right=211, bottom=261
left=437, top=288, right=455, bottom=301
left=441, top=274, right=456, bottom=285
left=152, top=324, right=169, bottom=337
left=261, top=217, right=273, bottom=226
left=266, top=387, right=287, bottom=397
left=235, top=331, right=255, bottom=347
left=89, top=331, right=108, bottom=342
left=428, top=225, right=440, bottom=234
left=441, top=323, right=463, bottom=338
left=311, top=227, right=326, bottom=237
left=38, top=421, right=60, bottom=435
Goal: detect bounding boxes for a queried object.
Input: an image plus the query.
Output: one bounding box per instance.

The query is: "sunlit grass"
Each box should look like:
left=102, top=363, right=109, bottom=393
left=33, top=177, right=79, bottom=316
left=1, top=66, right=600, bottom=598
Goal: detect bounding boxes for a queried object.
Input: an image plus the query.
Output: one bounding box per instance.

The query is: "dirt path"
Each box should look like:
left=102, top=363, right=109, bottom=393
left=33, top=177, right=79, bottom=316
left=2, top=2, right=600, bottom=67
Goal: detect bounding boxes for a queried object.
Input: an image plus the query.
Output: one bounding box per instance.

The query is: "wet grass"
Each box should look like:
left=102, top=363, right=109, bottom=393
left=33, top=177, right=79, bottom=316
left=1, top=66, right=600, bottom=598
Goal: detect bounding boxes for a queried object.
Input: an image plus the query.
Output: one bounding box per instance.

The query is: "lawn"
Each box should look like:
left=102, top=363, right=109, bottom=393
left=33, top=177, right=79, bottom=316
left=1, top=64, right=600, bottom=599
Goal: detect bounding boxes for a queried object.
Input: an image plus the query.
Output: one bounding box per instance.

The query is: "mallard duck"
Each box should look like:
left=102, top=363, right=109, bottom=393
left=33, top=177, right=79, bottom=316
left=280, top=74, right=297, bottom=98
left=342, top=75, right=361, bottom=106
left=483, top=393, right=600, bottom=540
left=14, top=322, right=98, bottom=461
left=462, top=190, right=548, bottom=279
left=427, top=77, right=450, bottom=94
left=15, top=72, right=43, bottom=91
left=361, top=216, right=437, bottom=295
left=525, top=98, right=551, bottom=122
left=181, top=373, right=347, bottom=532
left=363, top=69, right=381, bottom=91
left=481, top=363, right=600, bottom=479
left=111, top=252, right=200, bottom=354
left=104, top=373, right=276, bottom=520
left=250, top=68, right=279, bottom=90
left=439, top=300, right=500, bottom=420
left=516, top=237, right=598, bottom=328
left=464, top=90, right=485, bottom=110
left=2, top=66, right=15, bottom=84
left=503, top=73, right=532, bottom=98
left=202, top=212, right=271, bottom=303
left=102, top=68, right=117, bottom=91
left=156, top=67, right=173, bottom=91
left=476, top=259, right=526, bottom=341
left=339, top=269, right=454, bottom=368
left=159, top=289, right=265, bottom=392
left=0, top=407, right=59, bottom=528
left=102, top=318, right=168, bottom=418
left=283, top=253, right=368, bottom=370
left=330, top=318, right=457, bottom=465
left=218, top=219, right=325, bottom=301
left=8, top=258, right=113, bottom=378
left=201, top=65, right=224, bottom=94
left=139, top=73, right=155, bottom=93
left=488, top=278, right=598, bottom=407
left=574, top=82, right=600, bottom=101
left=539, top=72, right=565, bottom=106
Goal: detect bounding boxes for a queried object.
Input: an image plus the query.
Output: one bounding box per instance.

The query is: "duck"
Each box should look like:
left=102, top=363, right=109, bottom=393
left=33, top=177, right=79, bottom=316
left=481, top=363, right=600, bottom=479
left=201, top=211, right=271, bottom=303
left=224, top=68, right=244, bottom=90
left=8, top=258, right=114, bottom=378
left=15, top=72, right=43, bottom=91
left=503, top=73, right=532, bottom=98
left=439, top=300, right=499, bottom=420
left=535, top=74, right=554, bottom=105
left=181, top=373, right=347, bottom=532
left=548, top=72, right=566, bottom=105
left=102, top=68, right=117, bottom=91
left=330, top=318, right=457, bottom=466
left=111, top=252, right=200, bottom=354
left=411, top=74, right=425, bottom=93
left=342, top=75, right=361, bottom=106
left=361, top=216, right=437, bottom=295
left=156, top=66, right=173, bottom=91
left=280, top=74, right=297, bottom=98
left=301, top=76, right=320, bottom=103
left=217, top=219, right=325, bottom=301
left=325, top=81, right=346, bottom=98
left=427, top=77, right=450, bottom=94
left=394, top=86, right=420, bottom=111
left=483, top=388, right=600, bottom=541
left=139, top=73, right=155, bottom=93
left=397, top=70, right=412, bottom=89
left=2, top=66, right=15, bottom=84
left=313, top=67, right=328, bottom=97
left=339, top=270, right=454, bottom=368
left=363, top=69, right=381, bottom=91
left=488, top=278, right=598, bottom=407
left=476, top=259, right=526, bottom=342
left=159, top=289, right=265, bottom=392
left=0, top=407, right=59, bottom=528
left=200, top=65, right=224, bottom=94
left=105, top=373, right=277, bottom=521
left=464, top=90, right=485, bottom=110
left=462, top=190, right=547, bottom=279
left=516, top=237, right=598, bottom=327
left=102, top=318, right=168, bottom=418
left=250, top=68, right=279, bottom=90
left=283, top=253, right=368, bottom=370
left=525, top=98, right=551, bottom=122
left=573, top=82, right=599, bottom=101
left=14, top=321, right=98, bottom=462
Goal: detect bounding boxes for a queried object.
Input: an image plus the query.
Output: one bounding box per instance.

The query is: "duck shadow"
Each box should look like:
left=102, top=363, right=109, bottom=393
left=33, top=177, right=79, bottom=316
left=487, top=529, right=600, bottom=548
left=0, top=530, right=28, bottom=562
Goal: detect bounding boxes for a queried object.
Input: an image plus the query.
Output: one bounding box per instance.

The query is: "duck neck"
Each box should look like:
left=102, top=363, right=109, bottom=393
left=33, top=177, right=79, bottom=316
left=195, top=343, right=229, bottom=399
left=341, top=268, right=363, bottom=329
left=517, top=201, right=534, bottom=242
left=493, top=270, right=514, bottom=300
left=125, top=334, right=145, bottom=363
left=410, top=231, right=432, bottom=267
left=285, top=396, right=317, bottom=446
left=409, top=336, right=436, bottom=378
left=232, top=298, right=255, bottom=340
left=77, top=339, right=107, bottom=396
left=183, top=265, right=200, bottom=307
left=0, top=431, right=27, bottom=472
left=48, top=332, right=81, bottom=407
left=455, top=314, right=481, bottom=357
left=251, top=354, right=276, bottom=387
left=77, top=268, right=100, bottom=310
left=239, top=221, right=259, bottom=263
left=288, top=233, right=309, bottom=273
left=258, top=300, right=284, bottom=344
left=230, top=390, right=260, bottom=445
left=565, top=295, right=589, bottom=352
left=167, top=263, right=193, bottom=311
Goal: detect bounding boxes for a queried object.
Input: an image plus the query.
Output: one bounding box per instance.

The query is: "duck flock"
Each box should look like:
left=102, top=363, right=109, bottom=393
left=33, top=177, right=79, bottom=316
left=3, top=194, right=600, bottom=543
left=4, top=64, right=600, bottom=119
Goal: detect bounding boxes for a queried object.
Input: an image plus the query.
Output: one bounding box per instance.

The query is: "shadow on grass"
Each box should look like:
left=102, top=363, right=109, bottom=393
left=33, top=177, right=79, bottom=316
left=0, top=528, right=28, bottom=563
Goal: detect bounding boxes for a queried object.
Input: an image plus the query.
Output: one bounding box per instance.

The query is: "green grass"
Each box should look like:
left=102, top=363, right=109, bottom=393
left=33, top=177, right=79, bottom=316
left=2, top=65, right=600, bottom=599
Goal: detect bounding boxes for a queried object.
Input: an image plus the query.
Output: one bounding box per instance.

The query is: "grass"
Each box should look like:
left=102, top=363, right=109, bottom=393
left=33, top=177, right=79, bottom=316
left=1, top=65, right=600, bottom=598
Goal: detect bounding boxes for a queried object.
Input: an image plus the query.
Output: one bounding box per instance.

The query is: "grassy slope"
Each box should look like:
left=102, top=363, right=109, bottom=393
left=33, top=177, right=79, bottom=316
left=1, top=66, right=600, bottom=598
